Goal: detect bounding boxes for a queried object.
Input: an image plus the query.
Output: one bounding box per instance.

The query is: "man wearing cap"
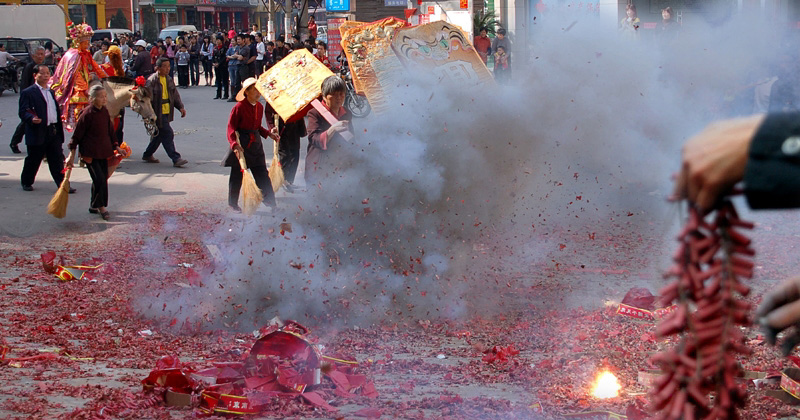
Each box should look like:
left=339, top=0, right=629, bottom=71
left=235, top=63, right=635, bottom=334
left=131, top=40, right=154, bottom=78
left=222, top=77, right=278, bottom=211
left=142, top=57, right=188, bottom=167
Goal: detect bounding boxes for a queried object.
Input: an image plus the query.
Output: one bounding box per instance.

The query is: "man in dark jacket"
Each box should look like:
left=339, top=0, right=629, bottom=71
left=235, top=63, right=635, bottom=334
left=131, top=40, right=154, bottom=78
left=10, top=47, right=46, bottom=154
left=142, top=58, right=188, bottom=167
left=18, top=65, right=73, bottom=192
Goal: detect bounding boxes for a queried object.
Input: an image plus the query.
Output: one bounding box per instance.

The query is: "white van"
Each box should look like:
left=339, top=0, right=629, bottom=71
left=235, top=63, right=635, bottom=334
left=158, top=25, right=197, bottom=41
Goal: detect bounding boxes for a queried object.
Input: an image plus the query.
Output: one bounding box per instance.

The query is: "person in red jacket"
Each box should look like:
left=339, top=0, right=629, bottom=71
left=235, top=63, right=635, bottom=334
left=305, top=76, right=353, bottom=185
left=222, top=77, right=279, bottom=211
left=474, top=27, right=492, bottom=64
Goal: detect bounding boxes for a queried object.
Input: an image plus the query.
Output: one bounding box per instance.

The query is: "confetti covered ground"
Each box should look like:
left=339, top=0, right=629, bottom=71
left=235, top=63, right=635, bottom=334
left=2, top=207, right=799, bottom=420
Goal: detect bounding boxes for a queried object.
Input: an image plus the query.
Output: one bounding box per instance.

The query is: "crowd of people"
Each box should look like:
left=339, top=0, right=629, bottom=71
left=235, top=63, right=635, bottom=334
left=85, top=24, right=334, bottom=101
left=6, top=22, right=347, bottom=220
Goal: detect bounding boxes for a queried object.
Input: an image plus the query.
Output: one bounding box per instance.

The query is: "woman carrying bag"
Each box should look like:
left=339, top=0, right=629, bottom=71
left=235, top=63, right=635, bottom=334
left=67, top=84, right=125, bottom=221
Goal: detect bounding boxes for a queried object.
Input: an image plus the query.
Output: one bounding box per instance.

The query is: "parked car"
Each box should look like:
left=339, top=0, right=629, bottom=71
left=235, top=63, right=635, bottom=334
left=158, top=25, right=197, bottom=41
left=91, top=29, right=133, bottom=43
left=0, top=36, right=63, bottom=90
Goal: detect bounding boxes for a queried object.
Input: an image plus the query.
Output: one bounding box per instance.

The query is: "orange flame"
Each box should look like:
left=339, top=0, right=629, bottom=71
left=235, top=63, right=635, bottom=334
left=591, top=370, right=621, bottom=399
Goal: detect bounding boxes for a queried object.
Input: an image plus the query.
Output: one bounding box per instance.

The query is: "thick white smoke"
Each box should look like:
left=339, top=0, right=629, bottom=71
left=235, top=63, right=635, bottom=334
left=135, top=13, right=787, bottom=329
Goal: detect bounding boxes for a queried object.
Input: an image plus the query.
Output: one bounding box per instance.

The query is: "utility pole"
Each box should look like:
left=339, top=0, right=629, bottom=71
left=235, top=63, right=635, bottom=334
left=267, top=0, right=275, bottom=41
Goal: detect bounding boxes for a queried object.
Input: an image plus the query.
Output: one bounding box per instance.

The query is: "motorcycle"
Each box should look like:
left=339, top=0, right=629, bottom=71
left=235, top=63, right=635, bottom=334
left=0, top=66, right=19, bottom=97
left=338, top=57, right=371, bottom=118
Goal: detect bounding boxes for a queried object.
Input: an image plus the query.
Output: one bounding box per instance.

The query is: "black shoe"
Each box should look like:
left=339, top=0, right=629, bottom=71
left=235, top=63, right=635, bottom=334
left=89, top=208, right=99, bottom=214
left=226, top=98, right=236, bottom=102
left=213, top=95, right=220, bottom=100
left=68, top=187, right=76, bottom=194
left=283, top=183, right=295, bottom=193
left=22, top=185, right=33, bottom=191
left=230, top=204, right=241, bottom=212
left=222, top=95, right=229, bottom=100
left=10, top=144, right=21, bottom=154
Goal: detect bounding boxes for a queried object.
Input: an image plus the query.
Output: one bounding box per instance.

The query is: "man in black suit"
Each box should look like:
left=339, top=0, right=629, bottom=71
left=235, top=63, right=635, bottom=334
left=18, top=64, right=73, bottom=193
left=10, top=47, right=46, bottom=154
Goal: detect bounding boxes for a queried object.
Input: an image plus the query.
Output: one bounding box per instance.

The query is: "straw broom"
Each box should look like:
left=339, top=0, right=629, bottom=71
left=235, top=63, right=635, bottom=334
left=268, top=114, right=284, bottom=193
left=47, top=149, right=75, bottom=219
left=235, top=132, right=263, bottom=215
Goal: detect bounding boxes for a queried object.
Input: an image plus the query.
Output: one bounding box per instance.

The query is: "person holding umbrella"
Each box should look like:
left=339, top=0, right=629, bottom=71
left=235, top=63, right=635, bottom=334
left=66, top=84, right=125, bottom=220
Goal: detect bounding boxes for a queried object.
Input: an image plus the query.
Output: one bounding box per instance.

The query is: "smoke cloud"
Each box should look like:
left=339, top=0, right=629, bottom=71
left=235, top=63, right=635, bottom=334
left=135, top=12, right=787, bottom=330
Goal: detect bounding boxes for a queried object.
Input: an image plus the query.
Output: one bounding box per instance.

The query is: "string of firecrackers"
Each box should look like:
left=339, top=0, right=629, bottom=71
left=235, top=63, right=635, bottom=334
left=41, top=250, right=103, bottom=281
left=651, top=201, right=755, bottom=419
left=615, top=303, right=678, bottom=322
left=1, top=347, right=94, bottom=367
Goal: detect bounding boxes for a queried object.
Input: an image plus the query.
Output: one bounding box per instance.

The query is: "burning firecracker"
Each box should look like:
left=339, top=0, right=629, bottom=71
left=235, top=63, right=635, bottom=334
left=651, top=201, right=754, bottom=419
left=591, top=370, right=622, bottom=399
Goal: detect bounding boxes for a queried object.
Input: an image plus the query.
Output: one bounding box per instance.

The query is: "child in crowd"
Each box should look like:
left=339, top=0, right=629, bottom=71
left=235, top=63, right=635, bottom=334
left=176, top=44, right=190, bottom=88
left=493, top=46, right=510, bottom=84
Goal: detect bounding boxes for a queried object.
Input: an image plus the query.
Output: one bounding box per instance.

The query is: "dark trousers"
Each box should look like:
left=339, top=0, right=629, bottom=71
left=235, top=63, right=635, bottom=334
left=10, top=121, right=25, bottom=147
left=255, top=59, right=264, bottom=77
left=115, top=108, right=125, bottom=143
left=85, top=158, right=109, bottom=209
left=229, top=66, right=240, bottom=94
left=229, top=164, right=276, bottom=208
left=215, top=66, right=229, bottom=97
left=238, top=65, right=250, bottom=83
left=189, top=58, right=199, bottom=85
left=168, top=58, right=175, bottom=77
left=202, top=60, right=213, bottom=83
left=20, top=129, right=64, bottom=188
left=278, top=134, right=301, bottom=184
left=177, top=65, right=189, bottom=87
left=143, top=116, right=181, bottom=162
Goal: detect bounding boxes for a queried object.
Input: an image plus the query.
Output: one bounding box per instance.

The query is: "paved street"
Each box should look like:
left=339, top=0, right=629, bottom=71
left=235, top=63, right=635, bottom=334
left=0, top=84, right=297, bottom=238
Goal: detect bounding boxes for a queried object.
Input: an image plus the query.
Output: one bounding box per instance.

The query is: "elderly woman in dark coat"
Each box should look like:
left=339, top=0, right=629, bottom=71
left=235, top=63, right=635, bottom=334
left=67, top=84, right=125, bottom=220
left=304, top=76, right=354, bottom=185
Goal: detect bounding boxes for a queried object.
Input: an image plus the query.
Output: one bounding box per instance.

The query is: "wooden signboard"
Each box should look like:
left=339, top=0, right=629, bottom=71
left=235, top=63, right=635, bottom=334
left=255, top=49, right=336, bottom=122
left=340, top=17, right=409, bottom=113
left=390, top=21, right=494, bottom=87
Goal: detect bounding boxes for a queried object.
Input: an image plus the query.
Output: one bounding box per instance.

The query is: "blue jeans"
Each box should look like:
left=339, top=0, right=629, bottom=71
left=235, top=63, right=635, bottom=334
left=229, top=65, right=240, bottom=94
left=143, top=115, right=181, bottom=162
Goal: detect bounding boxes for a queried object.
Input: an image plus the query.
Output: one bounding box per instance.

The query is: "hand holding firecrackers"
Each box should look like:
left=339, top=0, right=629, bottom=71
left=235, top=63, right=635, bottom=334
left=672, top=114, right=764, bottom=212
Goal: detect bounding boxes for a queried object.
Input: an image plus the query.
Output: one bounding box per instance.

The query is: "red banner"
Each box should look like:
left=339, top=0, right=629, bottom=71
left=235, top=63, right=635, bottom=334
left=327, top=17, right=346, bottom=69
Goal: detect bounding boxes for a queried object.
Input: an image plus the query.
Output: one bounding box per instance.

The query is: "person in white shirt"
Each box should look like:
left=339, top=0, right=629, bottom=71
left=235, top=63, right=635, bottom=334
left=0, top=43, right=19, bottom=87
left=19, top=65, right=71, bottom=192
left=255, top=33, right=266, bottom=77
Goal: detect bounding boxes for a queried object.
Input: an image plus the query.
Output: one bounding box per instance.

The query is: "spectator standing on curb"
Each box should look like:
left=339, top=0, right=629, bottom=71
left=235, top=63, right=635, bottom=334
left=142, top=58, right=189, bottom=167
left=176, top=45, right=190, bottom=88
left=200, top=35, right=214, bottom=86
left=474, top=27, right=492, bottom=64
left=255, top=33, right=266, bottom=77
left=213, top=35, right=229, bottom=100
left=131, top=40, right=154, bottom=78
left=226, top=38, right=240, bottom=102
left=491, top=29, right=511, bottom=71
left=189, top=36, right=200, bottom=86
left=164, top=37, right=177, bottom=77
